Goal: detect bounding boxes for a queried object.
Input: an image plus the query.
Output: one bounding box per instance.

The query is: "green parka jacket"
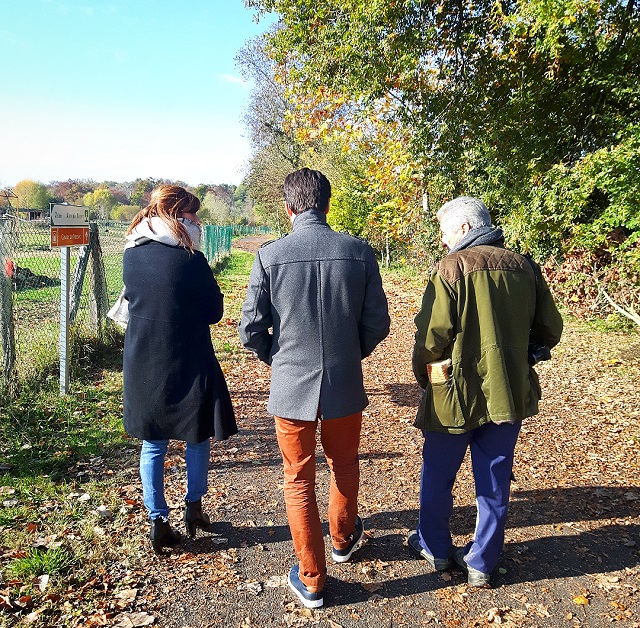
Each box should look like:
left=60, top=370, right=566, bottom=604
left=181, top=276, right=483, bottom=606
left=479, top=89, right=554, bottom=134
left=412, top=243, right=563, bottom=433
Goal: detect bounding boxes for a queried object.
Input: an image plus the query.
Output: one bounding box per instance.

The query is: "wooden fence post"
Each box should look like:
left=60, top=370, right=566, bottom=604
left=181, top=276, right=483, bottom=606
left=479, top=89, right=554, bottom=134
left=69, top=236, right=92, bottom=324
left=89, top=223, right=109, bottom=335
left=0, top=217, right=17, bottom=392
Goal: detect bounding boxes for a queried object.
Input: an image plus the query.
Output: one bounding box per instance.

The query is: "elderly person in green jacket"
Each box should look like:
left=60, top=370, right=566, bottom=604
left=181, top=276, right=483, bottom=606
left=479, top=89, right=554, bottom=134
left=408, top=196, right=563, bottom=586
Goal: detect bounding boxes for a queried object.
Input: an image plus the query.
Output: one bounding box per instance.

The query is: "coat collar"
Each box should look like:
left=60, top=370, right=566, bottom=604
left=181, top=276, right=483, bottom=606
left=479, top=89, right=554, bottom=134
left=292, top=210, right=330, bottom=230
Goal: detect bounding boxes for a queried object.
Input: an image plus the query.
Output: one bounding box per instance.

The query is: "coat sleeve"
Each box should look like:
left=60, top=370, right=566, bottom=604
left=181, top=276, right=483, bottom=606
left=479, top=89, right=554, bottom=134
left=359, top=255, right=390, bottom=359
left=197, top=253, right=224, bottom=325
left=238, top=251, right=274, bottom=364
left=412, top=270, right=456, bottom=389
left=530, top=264, right=563, bottom=349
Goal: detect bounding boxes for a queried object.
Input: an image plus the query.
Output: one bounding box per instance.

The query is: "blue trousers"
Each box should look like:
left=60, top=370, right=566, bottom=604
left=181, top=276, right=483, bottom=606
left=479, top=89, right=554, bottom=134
left=417, top=421, right=521, bottom=574
left=139, top=439, right=210, bottom=520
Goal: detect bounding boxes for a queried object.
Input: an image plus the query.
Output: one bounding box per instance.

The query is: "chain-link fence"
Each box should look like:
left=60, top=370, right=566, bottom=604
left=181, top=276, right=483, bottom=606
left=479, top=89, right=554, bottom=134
left=0, top=218, right=254, bottom=390
left=0, top=217, right=128, bottom=389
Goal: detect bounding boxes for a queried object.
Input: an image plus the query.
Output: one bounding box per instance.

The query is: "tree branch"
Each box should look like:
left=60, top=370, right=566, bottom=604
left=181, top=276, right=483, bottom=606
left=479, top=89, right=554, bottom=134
left=593, top=266, right=640, bottom=326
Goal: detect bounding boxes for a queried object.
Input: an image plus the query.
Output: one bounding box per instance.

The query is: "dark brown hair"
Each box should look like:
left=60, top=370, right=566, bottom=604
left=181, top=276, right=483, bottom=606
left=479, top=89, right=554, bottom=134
left=127, top=185, right=201, bottom=252
left=283, top=168, right=331, bottom=215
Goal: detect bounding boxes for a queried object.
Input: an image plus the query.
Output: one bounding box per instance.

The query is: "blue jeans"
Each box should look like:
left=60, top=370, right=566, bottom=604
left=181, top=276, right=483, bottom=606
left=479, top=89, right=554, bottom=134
left=139, top=439, right=210, bottom=520
left=416, top=421, right=521, bottom=574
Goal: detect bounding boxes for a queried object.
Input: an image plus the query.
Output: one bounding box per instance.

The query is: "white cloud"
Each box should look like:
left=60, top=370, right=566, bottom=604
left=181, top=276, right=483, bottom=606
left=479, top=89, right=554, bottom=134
left=220, top=74, right=247, bottom=86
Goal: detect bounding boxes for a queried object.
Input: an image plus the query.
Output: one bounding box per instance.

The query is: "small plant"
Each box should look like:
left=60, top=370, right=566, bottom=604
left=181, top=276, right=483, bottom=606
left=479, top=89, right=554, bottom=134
left=6, top=546, right=76, bottom=580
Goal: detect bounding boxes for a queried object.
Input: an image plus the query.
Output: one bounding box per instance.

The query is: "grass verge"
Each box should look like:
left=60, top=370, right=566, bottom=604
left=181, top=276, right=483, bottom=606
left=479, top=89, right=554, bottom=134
left=0, top=250, right=254, bottom=626
left=212, top=250, right=255, bottom=366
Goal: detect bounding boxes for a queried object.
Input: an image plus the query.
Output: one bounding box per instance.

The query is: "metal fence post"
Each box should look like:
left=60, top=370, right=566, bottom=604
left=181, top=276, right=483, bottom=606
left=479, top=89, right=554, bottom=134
left=59, top=246, right=70, bottom=395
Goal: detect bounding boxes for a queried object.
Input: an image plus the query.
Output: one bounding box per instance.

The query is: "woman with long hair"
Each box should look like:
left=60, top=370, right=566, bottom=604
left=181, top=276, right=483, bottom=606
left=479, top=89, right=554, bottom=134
left=122, top=184, right=237, bottom=553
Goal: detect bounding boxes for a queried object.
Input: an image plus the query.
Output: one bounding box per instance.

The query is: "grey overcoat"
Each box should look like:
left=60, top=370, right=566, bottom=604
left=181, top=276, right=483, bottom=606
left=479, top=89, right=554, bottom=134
left=238, top=210, right=390, bottom=421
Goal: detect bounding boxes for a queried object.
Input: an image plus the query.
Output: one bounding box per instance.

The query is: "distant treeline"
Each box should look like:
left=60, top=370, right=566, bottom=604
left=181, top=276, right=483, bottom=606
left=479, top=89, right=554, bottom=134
left=2, top=178, right=257, bottom=226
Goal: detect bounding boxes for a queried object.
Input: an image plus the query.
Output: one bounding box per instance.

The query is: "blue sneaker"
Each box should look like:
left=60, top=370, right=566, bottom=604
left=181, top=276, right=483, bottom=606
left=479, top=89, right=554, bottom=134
left=331, top=515, right=364, bottom=563
left=407, top=532, right=452, bottom=571
left=288, top=565, right=323, bottom=609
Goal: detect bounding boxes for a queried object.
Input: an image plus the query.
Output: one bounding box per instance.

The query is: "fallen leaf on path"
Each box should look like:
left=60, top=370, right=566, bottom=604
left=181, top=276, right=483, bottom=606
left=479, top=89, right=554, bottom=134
left=0, top=594, right=13, bottom=610
left=239, top=581, right=262, bottom=595
left=362, top=582, right=383, bottom=592
left=33, top=575, right=49, bottom=592
left=113, top=611, right=155, bottom=627
left=115, top=588, right=138, bottom=607
left=264, top=575, right=286, bottom=588
left=487, top=607, right=502, bottom=622
left=96, top=505, right=112, bottom=518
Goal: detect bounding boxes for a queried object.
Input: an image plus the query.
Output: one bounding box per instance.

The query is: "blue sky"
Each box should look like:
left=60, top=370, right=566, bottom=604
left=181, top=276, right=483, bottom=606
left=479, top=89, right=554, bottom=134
left=0, top=1, right=275, bottom=187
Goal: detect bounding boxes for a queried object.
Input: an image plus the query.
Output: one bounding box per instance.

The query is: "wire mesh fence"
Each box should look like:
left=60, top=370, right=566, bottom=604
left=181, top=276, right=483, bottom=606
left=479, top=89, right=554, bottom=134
left=0, top=218, right=128, bottom=389
left=0, top=218, right=258, bottom=390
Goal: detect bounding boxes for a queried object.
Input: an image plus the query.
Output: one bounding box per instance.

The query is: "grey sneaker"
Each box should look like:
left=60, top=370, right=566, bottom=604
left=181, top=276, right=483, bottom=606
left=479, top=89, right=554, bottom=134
left=452, top=547, right=491, bottom=587
left=407, top=532, right=452, bottom=571
left=331, top=516, right=364, bottom=563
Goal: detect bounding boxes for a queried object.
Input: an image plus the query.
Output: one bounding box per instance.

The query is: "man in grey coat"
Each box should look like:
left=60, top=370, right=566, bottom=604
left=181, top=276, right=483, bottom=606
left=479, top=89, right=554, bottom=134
left=239, top=168, right=390, bottom=609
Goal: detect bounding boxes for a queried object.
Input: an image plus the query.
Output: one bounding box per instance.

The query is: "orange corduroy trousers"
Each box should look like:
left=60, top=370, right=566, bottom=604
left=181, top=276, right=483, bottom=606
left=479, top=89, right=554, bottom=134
left=274, top=412, right=362, bottom=591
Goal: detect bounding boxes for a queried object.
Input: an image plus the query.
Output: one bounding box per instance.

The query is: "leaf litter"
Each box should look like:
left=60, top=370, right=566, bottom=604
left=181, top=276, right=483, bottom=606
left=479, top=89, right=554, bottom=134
left=1, top=241, right=638, bottom=626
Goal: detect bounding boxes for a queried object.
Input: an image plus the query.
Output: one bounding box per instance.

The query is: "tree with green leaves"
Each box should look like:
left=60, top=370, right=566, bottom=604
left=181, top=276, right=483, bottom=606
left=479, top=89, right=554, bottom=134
left=245, top=0, right=639, bottom=318
left=130, top=178, right=161, bottom=207
left=13, top=180, right=51, bottom=210
left=247, top=0, right=639, bottom=245
left=111, top=204, right=141, bottom=222
left=83, top=187, right=118, bottom=220
left=200, top=191, right=232, bottom=225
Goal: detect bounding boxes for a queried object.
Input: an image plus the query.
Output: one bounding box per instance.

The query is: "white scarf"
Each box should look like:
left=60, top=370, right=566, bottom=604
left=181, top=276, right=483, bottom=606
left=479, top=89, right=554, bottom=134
left=125, top=216, right=201, bottom=251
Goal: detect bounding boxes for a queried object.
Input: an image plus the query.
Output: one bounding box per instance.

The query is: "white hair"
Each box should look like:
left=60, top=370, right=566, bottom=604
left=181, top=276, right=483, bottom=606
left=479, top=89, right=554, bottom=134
left=437, top=196, right=491, bottom=232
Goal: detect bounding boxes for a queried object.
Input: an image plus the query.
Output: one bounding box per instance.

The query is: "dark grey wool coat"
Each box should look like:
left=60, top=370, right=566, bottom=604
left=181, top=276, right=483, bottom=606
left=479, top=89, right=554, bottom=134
left=238, top=210, right=390, bottom=421
left=123, top=241, right=237, bottom=443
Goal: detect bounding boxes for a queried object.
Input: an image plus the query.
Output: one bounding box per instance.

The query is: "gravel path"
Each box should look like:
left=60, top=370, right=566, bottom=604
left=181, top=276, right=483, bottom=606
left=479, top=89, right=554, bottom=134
left=133, top=242, right=640, bottom=628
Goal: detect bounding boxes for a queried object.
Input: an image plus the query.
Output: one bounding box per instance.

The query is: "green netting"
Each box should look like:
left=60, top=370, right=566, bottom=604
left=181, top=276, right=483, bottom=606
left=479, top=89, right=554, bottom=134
left=231, top=225, right=270, bottom=237
left=201, top=225, right=232, bottom=263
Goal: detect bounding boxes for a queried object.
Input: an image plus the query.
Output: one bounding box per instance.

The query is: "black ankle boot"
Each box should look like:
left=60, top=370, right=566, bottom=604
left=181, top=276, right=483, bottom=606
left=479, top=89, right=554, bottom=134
left=150, top=517, right=181, bottom=554
left=184, top=499, right=211, bottom=537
